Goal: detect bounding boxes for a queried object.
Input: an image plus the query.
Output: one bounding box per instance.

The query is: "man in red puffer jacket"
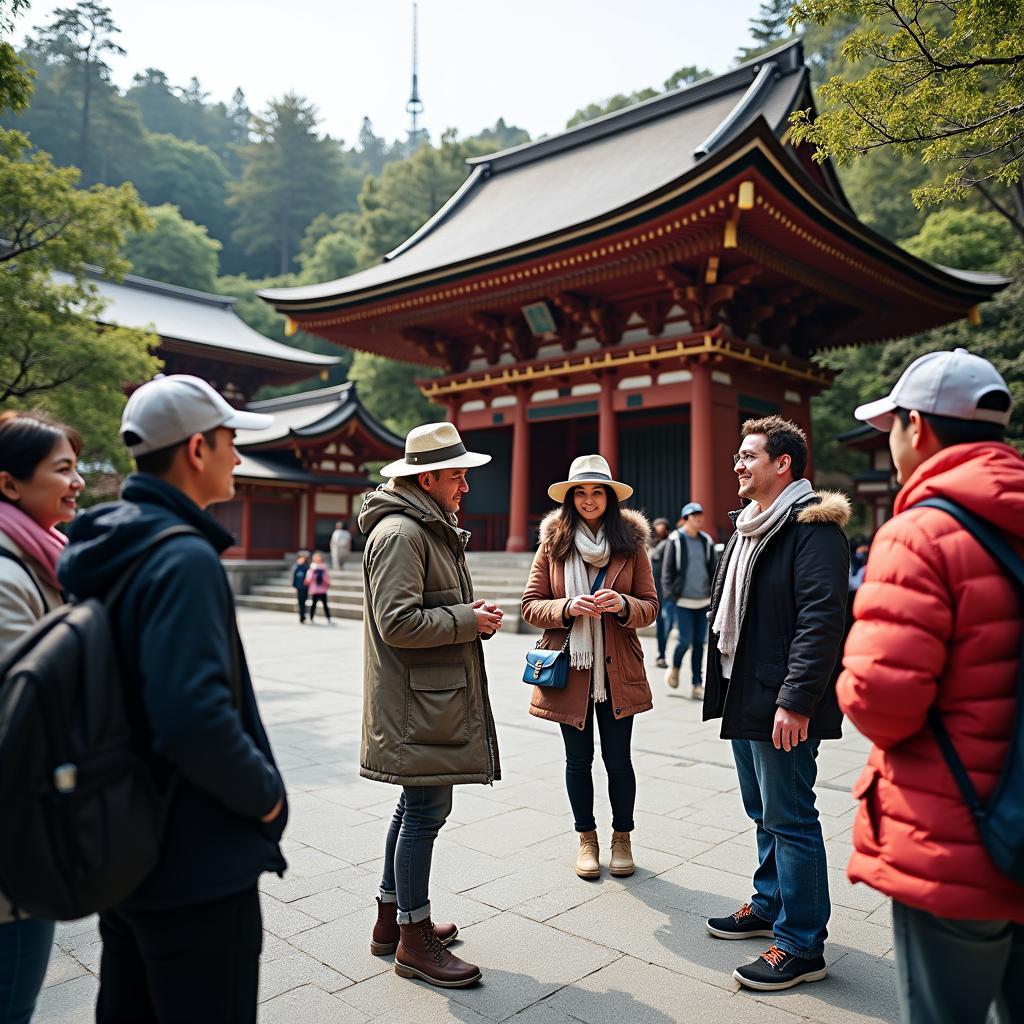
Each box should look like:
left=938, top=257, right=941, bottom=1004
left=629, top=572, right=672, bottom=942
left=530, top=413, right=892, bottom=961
left=839, top=348, right=1024, bottom=1024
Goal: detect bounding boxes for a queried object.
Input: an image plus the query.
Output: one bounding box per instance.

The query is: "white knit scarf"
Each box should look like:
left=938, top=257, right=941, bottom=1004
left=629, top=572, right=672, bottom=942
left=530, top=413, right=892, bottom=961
left=564, top=522, right=611, bottom=701
left=712, top=479, right=815, bottom=663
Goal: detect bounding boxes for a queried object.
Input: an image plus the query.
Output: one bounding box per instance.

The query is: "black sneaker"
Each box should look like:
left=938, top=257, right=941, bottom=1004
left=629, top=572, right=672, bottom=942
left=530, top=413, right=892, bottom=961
left=733, top=945, right=827, bottom=991
left=705, top=903, right=774, bottom=940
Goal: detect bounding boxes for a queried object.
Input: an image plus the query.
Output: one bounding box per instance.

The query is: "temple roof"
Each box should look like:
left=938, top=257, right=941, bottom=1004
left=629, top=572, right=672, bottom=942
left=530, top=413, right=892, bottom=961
left=262, top=41, right=825, bottom=309
left=56, top=268, right=338, bottom=372
left=236, top=381, right=403, bottom=454
left=233, top=451, right=368, bottom=487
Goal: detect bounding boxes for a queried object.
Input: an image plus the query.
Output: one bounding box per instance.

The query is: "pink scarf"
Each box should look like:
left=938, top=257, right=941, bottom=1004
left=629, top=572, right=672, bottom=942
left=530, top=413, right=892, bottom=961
left=0, top=501, right=66, bottom=590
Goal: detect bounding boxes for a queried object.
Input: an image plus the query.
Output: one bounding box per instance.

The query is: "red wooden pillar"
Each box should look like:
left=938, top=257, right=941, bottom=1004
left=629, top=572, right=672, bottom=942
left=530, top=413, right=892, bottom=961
left=446, top=399, right=460, bottom=430
left=240, top=489, right=253, bottom=559
left=598, top=374, right=618, bottom=475
left=506, top=390, right=530, bottom=552
left=690, top=362, right=717, bottom=533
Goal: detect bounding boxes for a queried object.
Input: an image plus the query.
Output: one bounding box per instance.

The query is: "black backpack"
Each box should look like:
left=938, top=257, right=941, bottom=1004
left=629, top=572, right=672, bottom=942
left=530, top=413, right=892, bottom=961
left=914, top=497, right=1024, bottom=885
left=0, top=525, right=235, bottom=920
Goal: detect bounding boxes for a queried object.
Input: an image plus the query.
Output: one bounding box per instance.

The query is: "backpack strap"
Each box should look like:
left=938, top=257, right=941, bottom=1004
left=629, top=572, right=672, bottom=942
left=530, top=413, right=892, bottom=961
left=0, top=549, right=49, bottom=614
left=911, top=497, right=1024, bottom=823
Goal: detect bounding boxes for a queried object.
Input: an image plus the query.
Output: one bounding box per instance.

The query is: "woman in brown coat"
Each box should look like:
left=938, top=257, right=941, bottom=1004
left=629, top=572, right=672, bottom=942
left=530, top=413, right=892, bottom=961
left=521, top=455, right=658, bottom=880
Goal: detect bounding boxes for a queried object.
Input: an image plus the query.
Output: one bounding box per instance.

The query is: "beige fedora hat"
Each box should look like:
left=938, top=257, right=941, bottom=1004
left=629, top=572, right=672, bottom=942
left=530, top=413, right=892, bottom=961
left=380, top=421, right=491, bottom=478
left=548, top=454, right=633, bottom=503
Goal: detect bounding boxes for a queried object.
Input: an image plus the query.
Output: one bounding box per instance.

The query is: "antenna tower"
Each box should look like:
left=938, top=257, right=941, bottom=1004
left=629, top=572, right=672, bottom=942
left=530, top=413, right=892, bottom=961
left=406, top=3, right=424, bottom=149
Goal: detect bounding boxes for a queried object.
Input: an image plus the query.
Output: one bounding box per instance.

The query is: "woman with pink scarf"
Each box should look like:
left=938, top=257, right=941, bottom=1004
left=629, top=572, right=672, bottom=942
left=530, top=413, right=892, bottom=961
left=0, top=410, right=84, bottom=1024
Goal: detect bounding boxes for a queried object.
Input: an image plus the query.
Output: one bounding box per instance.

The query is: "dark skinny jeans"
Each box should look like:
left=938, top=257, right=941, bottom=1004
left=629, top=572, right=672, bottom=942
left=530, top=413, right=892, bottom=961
left=308, top=594, right=330, bottom=622
left=560, top=697, right=636, bottom=833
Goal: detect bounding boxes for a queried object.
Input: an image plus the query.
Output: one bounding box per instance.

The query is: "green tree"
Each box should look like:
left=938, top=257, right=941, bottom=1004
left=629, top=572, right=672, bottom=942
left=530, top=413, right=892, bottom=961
left=298, top=230, right=359, bottom=283
left=0, top=0, right=33, bottom=112
left=123, top=203, right=221, bottom=291
left=566, top=66, right=711, bottom=128
left=227, top=94, right=360, bottom=275
left=0, top=128, right=159, bottom=471
left=347, top=352, right=442, bottom=435
left=129, top=132, right=230, bottom=240
left=29, top=0, right=124, bottom=182
left=789, top=0, right=1024, bottom=240
left=738, top=0, right=794, bottom=62
left=903, top=208, right=1016, bottom=273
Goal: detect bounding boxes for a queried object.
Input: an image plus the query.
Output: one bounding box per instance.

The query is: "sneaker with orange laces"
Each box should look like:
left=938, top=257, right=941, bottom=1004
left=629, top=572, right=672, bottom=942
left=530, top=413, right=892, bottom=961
left=705, top=903, right=774, bottom=940
left=733, top=944, right=827, bottom=991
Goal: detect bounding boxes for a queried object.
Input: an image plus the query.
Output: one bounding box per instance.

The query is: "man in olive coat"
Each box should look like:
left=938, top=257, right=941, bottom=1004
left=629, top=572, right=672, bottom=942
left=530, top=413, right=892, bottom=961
left=358, top=422, right=503, bottom=989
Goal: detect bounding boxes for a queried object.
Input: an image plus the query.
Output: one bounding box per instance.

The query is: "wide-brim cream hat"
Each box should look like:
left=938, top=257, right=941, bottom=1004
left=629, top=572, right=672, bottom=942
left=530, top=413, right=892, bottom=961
left=380, top=421, right=491, bottom=478
left=548, top=454, right=633, bottom=503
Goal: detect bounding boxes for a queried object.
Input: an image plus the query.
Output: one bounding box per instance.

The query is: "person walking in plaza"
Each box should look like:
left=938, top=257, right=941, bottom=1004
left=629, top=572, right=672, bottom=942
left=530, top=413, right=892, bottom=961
left=661, top=501, right=716, bottom=699
left=648, top=517, right=671, bottom=669
left=0, top=411, right=84, bottom=1024
left=703, top=416, right=849, bottom=992
left=358, top=422, right=503, bottom=989
left=330, top=519, right=352, bottom=569
left=291, top=550, right=310, bottom=623
left=58, top=376, right=288, bottom=1023
left=521, top=455, right=659, bottom=881
left=838, top=349, right=1024, bottom=1024
left=305, top=552, right=332, bottom=623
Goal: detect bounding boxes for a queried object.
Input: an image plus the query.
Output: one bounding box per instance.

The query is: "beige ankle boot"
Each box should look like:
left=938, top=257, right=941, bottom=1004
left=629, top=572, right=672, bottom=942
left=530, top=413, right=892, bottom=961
left=609, top=831, right=635, bottom=877
left=575, top=830, right=600, bottom=879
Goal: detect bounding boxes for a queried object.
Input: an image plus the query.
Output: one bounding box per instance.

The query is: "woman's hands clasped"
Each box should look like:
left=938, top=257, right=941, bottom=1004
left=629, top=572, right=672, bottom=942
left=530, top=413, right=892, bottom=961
left=568, top=589, right=625, bottom=618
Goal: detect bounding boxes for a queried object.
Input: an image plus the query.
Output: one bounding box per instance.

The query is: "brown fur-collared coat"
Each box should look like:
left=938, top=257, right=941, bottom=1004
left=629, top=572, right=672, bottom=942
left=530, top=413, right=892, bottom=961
left=521, top=508, right=659, bottom=730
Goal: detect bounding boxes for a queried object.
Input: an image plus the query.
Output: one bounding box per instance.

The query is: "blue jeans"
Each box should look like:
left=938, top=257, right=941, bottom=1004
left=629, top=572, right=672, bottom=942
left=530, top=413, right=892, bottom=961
left=379, top=786, right=453, bottom=924
left=655, top=598, right=671, bottom=659
left=0, top=917, right=54, bottom=1024
left=671, top=605, right=708, bottom=681
left=732, top=738, right=830, bottom=958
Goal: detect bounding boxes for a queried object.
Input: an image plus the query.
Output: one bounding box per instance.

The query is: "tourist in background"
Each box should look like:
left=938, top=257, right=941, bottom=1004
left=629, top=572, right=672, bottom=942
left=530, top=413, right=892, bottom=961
left=359, top=422, right=502, bottom=989
left=330, top=519, right=352, bottom=570
left=648, top=517, right=671, bottom=669
left=0, top=411, right=83, bottom=1024
left=661, top=502, right=716, bottom=699
left=305, top=552, right=332, bottom=624
left=522, top=455, right=658, bottom=881
left=703, top=416, right=849, bottom=992
left=839, top=350, right=1024, bottom=1023
left=291, top=550, right=310, bottom=623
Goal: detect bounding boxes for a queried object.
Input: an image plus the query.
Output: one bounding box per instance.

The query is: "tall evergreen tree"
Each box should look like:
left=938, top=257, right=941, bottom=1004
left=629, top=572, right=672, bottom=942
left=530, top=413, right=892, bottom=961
left=737, top=0, right=793, bottom=62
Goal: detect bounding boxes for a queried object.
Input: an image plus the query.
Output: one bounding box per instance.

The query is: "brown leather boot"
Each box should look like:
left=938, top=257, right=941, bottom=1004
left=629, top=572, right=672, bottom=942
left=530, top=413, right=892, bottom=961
left=609, top=830, right=635, bottom=877
left=369, top=898, right=459, bottom=956
left=394, top=918, right=481, bottom=987
left=575, top=830, right=600, bottom=879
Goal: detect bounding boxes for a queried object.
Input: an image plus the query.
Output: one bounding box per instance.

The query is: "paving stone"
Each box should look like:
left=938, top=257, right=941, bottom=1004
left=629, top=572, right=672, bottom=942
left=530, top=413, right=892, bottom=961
left=261, top=862, right=377, bottom=903
left=289, top=886, right=366, bottom=923
left=43, top=947, right=89, bottom=989
left=33, top=975, right=99, bottom=1023
left=68, top=938, right=102, bottom=975
left=259, top=950, right=353, bottom=1001
left=288, top=908, right=396, bottom=983
left=54, top=917, right=98, bottom=952
left=828, top=867, right=889, bottom=913
left=449, top=807, right=569, bottom=859
left=259, top=983, right=370, bottom=1023
left=261, top=893, right=323, bottom=938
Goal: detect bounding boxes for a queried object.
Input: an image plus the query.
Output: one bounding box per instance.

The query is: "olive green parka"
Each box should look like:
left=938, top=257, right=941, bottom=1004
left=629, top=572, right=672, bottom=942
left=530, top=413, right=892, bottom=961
left=357, top=483, right=501, bottom=787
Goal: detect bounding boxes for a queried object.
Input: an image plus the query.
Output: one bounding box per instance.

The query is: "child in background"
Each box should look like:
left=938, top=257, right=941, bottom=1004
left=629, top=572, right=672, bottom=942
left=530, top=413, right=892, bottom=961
left=305, top=552, right=332, bottom=623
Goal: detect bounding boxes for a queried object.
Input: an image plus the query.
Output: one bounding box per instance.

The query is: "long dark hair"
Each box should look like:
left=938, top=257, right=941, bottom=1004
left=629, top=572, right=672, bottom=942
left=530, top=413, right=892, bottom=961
left=547, top=486, right=637, bottom=564
left=0, top=411, right=82, bottom=502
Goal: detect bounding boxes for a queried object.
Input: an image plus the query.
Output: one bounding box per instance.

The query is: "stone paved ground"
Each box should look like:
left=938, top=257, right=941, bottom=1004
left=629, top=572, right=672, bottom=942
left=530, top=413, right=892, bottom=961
left=38, top=609, right=896, bottom=1024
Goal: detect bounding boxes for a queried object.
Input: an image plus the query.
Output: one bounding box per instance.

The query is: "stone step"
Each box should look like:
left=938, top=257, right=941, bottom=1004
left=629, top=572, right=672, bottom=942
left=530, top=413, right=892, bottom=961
left=252, top=583, right=528, bottom=603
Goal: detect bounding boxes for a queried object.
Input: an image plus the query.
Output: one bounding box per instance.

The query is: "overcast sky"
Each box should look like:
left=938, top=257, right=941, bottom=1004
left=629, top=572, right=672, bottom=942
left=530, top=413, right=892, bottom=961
left=15, top=0, right=762, bottom=145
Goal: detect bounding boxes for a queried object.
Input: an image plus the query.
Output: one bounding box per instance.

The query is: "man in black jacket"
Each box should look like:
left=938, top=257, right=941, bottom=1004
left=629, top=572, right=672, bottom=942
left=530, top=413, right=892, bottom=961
left=702, top=416, right=849, bottom=993
left=59, top=376, right=288, bottom=1023
left=660, top=502, right=717, bottom=698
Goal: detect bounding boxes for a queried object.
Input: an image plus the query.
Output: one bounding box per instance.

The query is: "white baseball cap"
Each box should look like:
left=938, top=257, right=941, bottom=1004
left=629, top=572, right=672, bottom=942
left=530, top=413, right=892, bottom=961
left=121, top=375, right=273, bottom=456
left=854, top=348, right=1012, bottom=431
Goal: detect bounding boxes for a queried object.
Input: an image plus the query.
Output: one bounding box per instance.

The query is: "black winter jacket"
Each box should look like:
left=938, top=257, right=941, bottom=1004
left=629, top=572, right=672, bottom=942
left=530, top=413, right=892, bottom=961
left=58, top=475, right=287, bottom=910
left=703, top=492, right=851, bottom=741
left=661, top=528, right=717, bottom=603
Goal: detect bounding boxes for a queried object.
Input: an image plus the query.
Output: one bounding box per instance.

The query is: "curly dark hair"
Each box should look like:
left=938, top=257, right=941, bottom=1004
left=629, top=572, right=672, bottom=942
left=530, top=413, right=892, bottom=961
left=741, top=415, right=808, bottom=479
left=546, top=486, right=637, bottom=564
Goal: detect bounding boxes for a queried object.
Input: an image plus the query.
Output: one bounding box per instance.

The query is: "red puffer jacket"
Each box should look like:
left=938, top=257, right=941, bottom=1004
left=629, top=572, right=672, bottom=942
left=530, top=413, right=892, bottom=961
left=838, top=441, right=1024, bottom=920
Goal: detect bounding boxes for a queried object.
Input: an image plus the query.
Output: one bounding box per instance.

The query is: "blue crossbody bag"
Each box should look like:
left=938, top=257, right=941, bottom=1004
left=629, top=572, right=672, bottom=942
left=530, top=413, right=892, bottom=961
left=522, top=567, right=608, bottom=689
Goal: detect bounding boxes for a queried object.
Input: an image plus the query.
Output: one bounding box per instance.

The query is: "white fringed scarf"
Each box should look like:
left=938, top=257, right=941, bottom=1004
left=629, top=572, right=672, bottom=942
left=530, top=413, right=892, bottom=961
left=712, top=479, right=816, bottom=676
left=564, top=522, right=612, bottom=702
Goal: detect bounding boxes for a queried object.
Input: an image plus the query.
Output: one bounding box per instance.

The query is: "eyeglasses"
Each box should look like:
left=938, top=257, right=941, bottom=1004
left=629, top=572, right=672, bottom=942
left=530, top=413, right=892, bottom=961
left=732, top=452, right=760, bottom=467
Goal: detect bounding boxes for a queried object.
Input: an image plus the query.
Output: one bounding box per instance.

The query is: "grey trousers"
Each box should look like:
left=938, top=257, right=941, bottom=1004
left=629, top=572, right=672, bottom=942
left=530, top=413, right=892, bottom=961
left=893, top=901, right=1024, bottom=1024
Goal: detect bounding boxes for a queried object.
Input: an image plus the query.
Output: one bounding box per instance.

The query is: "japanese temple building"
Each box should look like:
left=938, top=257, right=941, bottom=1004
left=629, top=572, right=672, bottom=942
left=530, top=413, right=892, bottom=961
left=74, top=269, right=404, bottom=557
left=260, top=40, right=1007, bottom=550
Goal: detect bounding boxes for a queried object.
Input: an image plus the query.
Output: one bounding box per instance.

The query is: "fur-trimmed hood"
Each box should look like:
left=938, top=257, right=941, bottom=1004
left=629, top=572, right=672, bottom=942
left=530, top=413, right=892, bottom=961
left=538, top=507, right=651, bottom=552
left=795, top=490, right=852, bottom=529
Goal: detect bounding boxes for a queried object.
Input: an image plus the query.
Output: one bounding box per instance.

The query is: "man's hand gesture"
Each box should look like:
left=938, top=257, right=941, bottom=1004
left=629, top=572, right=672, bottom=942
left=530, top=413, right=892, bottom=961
left=472, top=599, right=503, bottom=636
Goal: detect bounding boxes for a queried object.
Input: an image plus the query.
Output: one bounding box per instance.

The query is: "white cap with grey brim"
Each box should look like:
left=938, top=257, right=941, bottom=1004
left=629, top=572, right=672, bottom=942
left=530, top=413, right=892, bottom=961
left=854, top=348, right=1012, bottom=431
left=120, top=374, right=274, bottom=456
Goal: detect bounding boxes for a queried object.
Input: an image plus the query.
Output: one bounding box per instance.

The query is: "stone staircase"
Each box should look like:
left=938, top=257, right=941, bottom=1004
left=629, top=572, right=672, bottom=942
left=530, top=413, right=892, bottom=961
left=233, top=553, right=541, bottom=634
